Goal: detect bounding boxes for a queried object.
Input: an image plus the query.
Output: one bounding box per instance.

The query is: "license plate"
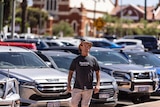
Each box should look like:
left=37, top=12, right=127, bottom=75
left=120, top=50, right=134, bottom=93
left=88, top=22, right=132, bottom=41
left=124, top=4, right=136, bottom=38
left=99, top=94, right=110, bottom=99
left=138, top=87, right=149, bottom=92
left=47, top=102, right=60, bottom=107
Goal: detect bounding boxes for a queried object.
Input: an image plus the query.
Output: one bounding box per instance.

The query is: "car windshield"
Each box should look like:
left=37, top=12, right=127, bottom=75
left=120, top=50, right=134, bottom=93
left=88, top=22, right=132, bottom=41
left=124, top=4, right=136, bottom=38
left=127, top=53, right=160, bottom=67
left=0, top=52, right=48, bottom=69
left=90, top=51, right=129, bottom=65
left=51, top=55, right=76, bottom=72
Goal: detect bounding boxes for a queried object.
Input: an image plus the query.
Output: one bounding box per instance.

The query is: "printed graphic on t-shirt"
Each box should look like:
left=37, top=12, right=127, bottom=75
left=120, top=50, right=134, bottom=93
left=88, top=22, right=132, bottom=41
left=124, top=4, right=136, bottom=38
left=79, top=62, right=90, bottom=66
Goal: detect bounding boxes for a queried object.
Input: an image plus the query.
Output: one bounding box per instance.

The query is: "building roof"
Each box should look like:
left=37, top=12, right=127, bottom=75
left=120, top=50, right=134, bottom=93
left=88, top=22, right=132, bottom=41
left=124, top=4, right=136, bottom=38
left=111, top=3, right=160, bottom=21
left=69, top=0, right=115, bottom=19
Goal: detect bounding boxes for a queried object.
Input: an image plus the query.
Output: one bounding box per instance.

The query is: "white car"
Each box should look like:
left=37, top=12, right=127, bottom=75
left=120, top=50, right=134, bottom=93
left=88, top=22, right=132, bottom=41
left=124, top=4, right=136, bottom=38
left=56, top=38, right=81, bottom=46
left=0, top=74, right=20, bottom=107
left=0, top=46, right=71, bottom=106
left=0, top=33, right=20, bottom=40
left=114, top=38, right=145, bottom=51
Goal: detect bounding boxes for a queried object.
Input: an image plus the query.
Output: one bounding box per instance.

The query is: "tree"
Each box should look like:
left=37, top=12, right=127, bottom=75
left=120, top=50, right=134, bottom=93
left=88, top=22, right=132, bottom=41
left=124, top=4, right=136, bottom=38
left=16, top=7, right=48, bottom=33
left=21, top=0, right=27, bottom=33
left=3, top=0, right=10, bottom=25
left=52, top=21, right=74, bottom=37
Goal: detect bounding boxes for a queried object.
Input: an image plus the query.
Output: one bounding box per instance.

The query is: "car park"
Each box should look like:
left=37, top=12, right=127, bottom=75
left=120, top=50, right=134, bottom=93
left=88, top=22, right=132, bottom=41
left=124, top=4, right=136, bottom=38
left=0, top=73, right=20, bottom=107
left=35, top=50, right=119, bottom=106
left=41, top=46, right=159, bottom=103
left=123, top=35, right=158, bottom=51
left=0, top=46, right=71, bottom=107
left=114, top=38, right=145, bottom=51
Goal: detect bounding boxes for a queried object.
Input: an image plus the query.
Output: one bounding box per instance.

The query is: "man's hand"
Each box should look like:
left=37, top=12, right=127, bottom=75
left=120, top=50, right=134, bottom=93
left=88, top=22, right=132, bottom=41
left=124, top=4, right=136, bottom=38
left=94, top=85, right=100, bottom=94
left=67, top=85, right=72, bottom=92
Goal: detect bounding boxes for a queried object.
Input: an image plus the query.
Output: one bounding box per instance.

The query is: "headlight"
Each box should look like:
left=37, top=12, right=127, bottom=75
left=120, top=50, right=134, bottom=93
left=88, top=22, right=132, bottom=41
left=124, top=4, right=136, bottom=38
left=112, top=80, right=118, bottom=92
left=20, top=80, right=37, bottom=87
left=112, top=80, right=117, bottom=87
left=152, top=69, right=158, bottom=79
left=101, top=68, right=113, bottom=76
left=0, top=84, right=4, bottom=98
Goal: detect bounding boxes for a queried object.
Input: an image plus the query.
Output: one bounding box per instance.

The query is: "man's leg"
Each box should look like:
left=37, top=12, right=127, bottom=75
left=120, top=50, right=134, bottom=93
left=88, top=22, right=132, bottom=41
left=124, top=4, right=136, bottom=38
left=71, top=89, right=82, bottom=107
left=81, top=90, right=93, bottom=107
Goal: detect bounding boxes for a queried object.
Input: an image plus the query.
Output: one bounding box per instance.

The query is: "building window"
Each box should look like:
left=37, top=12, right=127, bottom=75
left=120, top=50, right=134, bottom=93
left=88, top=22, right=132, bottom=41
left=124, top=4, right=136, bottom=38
left=73, top=22, right=77, bottom=32
left=72, top=21, right=78, bottom=34
left=46, top=0, right=57, bottom=11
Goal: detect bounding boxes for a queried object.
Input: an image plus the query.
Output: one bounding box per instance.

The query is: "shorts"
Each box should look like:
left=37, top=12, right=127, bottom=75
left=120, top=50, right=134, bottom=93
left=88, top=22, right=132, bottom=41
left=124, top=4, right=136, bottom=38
left=71, top=88, right=93, bottom=107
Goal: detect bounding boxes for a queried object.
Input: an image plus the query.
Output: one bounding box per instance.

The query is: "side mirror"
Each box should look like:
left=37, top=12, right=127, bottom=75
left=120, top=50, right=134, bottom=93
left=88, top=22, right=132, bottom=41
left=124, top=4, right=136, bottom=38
left=45, top=62, right=52, bottom=68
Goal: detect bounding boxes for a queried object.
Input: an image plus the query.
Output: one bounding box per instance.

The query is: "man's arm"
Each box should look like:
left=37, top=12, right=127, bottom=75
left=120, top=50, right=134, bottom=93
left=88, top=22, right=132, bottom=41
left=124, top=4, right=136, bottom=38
left=67, top=70, right=74, bottom=92
left=94, top=70, right=100, bottom=94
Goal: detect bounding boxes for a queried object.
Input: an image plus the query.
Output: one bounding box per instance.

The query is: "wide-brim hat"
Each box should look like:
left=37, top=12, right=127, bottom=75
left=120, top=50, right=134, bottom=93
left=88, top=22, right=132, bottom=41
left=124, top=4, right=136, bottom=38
left=78, top=39, right=93, bottom=50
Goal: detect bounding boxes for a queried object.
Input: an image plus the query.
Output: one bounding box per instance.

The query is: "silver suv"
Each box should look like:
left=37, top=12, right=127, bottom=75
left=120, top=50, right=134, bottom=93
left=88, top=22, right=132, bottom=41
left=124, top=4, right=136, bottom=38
left=0, top=73, right=20, bottom=107
left=0, top=46, right=70, bottom=107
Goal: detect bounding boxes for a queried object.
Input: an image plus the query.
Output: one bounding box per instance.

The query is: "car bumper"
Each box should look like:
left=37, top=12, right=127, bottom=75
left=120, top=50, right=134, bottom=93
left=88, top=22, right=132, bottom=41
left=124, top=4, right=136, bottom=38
left=0, top=94, right=20, bottom=106
left=20, top=85, right=71, bottom=106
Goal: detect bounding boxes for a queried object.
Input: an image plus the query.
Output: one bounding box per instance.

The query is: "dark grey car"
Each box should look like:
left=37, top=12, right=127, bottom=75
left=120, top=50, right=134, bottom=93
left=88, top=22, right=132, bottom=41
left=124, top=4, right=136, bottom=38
left=35, top=50, right=118, bottom=107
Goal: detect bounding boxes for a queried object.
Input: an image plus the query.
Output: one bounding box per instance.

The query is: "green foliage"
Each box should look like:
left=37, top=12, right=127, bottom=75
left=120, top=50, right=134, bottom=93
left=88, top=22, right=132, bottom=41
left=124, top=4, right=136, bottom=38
left=52, top=21, right=74, bottom=37
left=15, top=7, right=48, bottom=30
left=103, top=14, right=160, bottom=37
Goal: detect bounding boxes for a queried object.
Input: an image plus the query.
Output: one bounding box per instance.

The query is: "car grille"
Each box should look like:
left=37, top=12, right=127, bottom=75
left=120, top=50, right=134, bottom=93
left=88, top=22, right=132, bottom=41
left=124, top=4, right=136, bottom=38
left=92, top=88, right=115, bottom=99
left=133, top=72, right=151, bottom=79
left=37, top=82, right=68, bottom=93
left=29, top=93, right=71, bottom=101
left=93, top=81, right=112, bottom=86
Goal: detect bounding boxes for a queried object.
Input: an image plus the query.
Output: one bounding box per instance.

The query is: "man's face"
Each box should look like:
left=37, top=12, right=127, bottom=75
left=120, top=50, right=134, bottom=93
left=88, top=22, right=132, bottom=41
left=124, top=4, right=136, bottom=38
left=80, top=42, right=92, bottom=53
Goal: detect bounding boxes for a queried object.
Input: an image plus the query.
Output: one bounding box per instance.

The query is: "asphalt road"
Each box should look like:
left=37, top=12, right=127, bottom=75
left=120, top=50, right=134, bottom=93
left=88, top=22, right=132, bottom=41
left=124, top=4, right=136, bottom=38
left=89, top=94, right=160, bottom=107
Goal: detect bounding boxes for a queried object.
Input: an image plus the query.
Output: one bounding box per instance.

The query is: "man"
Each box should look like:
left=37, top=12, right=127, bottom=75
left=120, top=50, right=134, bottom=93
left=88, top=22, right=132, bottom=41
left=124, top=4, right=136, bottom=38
left=67, top=40, right=100, bottom=107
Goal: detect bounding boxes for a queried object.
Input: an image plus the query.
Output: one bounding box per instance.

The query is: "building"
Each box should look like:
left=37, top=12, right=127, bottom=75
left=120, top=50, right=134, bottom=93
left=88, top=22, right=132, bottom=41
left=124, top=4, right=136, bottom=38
left=32, top=0, right=160, bottom=36
left=32, top=0, right=115, bottom=36
left=111, top=1, right=160, bottom=22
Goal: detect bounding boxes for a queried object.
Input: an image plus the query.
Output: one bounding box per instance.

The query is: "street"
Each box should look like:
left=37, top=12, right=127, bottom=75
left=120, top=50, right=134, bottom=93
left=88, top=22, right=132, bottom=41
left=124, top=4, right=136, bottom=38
left=89, top=94, right=160, bottom=107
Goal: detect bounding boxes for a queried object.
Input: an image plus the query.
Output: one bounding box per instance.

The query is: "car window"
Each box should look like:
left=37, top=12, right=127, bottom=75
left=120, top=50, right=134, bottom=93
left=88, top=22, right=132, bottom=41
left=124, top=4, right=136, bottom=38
left=135, top=37, right=157, bottom=42
left=117, top=42, right=137, bottom=45
left=0, top=52, right=48, bottom=68
left=61, top=42, right=75, bottom=46
left=90, top=51, right=129, bottom=64
left=92, top=41, right=111, bottom=47
left=127, top=53, right=160, bottom=67
left=51, top=56, right=75, bottom=71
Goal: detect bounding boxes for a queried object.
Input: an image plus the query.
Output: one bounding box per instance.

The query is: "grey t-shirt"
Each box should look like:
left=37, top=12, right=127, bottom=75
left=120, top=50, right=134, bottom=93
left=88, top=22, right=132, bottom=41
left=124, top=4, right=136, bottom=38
left=69, top=55, right=100, bottom=90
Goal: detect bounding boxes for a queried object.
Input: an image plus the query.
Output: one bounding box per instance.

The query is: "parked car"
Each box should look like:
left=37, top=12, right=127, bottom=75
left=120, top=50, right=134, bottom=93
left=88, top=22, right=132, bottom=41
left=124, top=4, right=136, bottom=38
left=42, top=39, right=66, bottom=47
left=35, top=50, right=118, bottom=106
left=123, top=35, right=158, bottom=51
left=0, top=46, right=71, bottom=106
left=114, top=38, right=145, bottom=51
left=119, top=51, right=160, bottom=91
left=0, top=41, right=37, bottom=50
left=101, top=35, right=117, bottom=42
left=54, top=38, right=81, bottom=46
left=79, top=37, right=123, bottom=49
left=0, top=33, right=20, bottom=40
left=41, top=46, right=159, bottom=103
left=0, top=73, right=20, bottom=107
left=3, top=39, right=50, bottom=50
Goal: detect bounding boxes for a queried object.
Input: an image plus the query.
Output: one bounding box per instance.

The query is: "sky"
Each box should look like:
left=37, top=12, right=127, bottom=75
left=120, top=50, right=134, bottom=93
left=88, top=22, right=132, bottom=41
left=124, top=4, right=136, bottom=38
left=27, top=0, right=159, bottom=7
left=27, top=0, right=33, bottom=6
left=112, top=0, right=159, bottom=6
